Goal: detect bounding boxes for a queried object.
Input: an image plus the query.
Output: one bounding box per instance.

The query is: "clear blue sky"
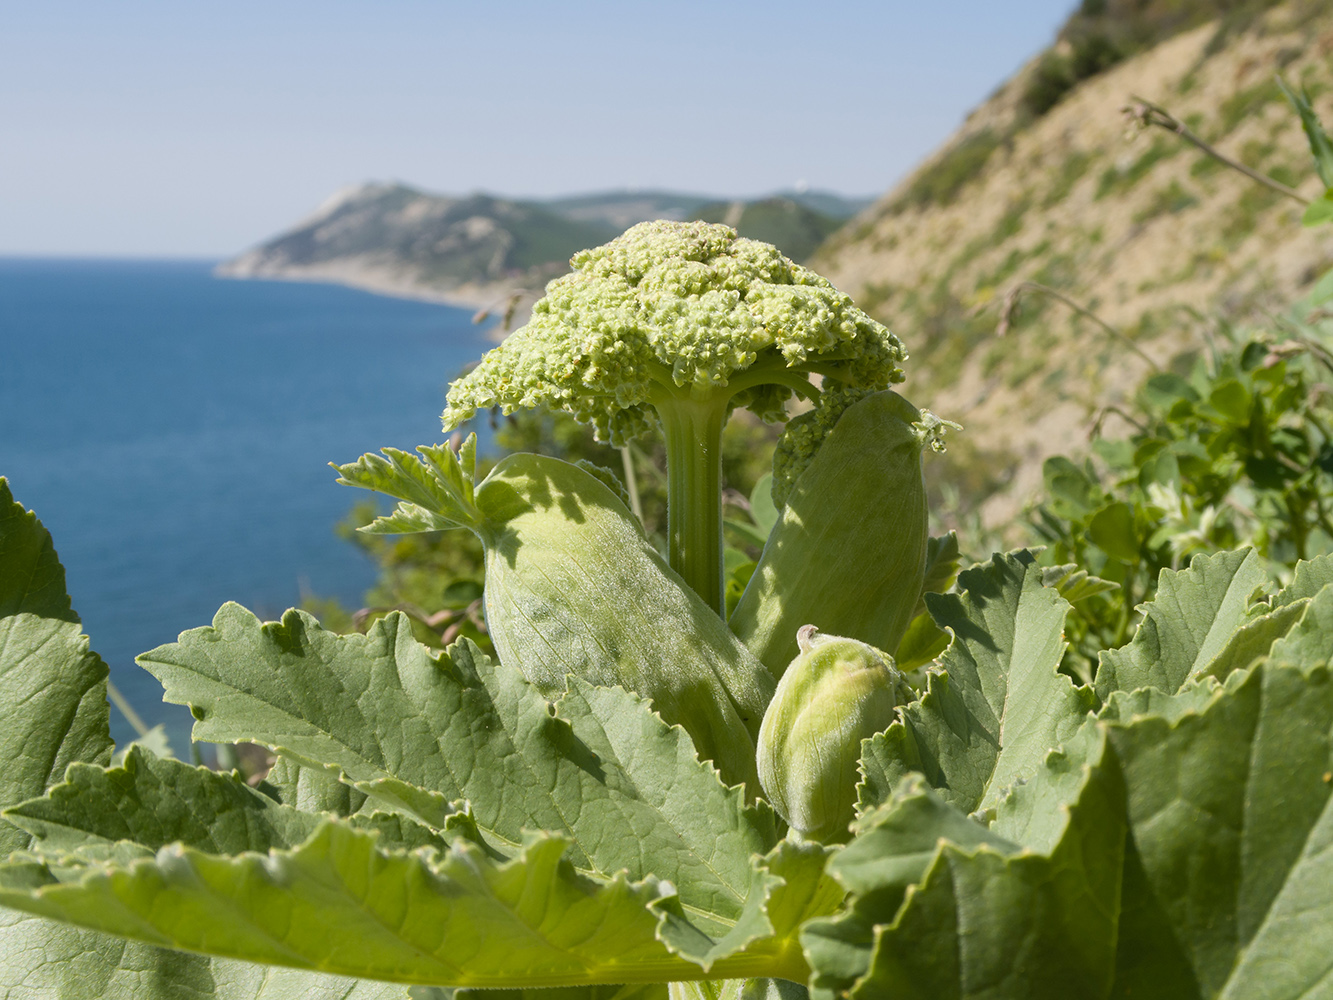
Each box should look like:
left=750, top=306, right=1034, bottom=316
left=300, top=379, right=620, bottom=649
left=1, top=1, right=1076, bottom=256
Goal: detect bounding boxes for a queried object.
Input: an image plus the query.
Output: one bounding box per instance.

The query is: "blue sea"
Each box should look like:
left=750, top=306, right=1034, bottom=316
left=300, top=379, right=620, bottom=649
left=0, top=258, right=495, bottom=749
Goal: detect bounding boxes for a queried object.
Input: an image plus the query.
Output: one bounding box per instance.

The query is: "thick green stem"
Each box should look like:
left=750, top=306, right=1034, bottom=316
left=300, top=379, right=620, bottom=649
left=657, top=395, right=730, bottom=617
left=647, top=356, right=821, bottom=617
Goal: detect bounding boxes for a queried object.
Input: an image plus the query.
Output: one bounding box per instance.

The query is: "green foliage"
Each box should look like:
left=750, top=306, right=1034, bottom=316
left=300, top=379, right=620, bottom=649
left=1020, top=34, right=1122, bottom=119
left=1030, top=326, right=1333, bottom=679
left=733, top=391, right=929, bottom=677
left=336, top=446, right=775, bottom=794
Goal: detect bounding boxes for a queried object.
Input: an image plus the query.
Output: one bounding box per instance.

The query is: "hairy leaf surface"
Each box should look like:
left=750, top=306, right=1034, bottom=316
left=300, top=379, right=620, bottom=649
left=731, top=391, right=928, bottom=679
left=340, top=448, right=774, bottom=794
left=806, top=724, right=1124, bottom=1000
left=138, top=608, right=776, bottom=922
left=0, top=825, right=698, bottom=988
left=857, top=553, right=1093, bottom=815
left=1105, top=661, right=1333, bottom=999
left=1095, top=549, right=1266, bottom=698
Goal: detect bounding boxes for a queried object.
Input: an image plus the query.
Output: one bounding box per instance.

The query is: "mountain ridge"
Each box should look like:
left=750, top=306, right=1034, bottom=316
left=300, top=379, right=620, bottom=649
left=217, top=184, right=870, bottom=310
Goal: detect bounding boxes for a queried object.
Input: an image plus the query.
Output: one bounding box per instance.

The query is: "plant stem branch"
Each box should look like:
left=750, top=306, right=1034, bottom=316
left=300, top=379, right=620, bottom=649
left=620, top=446, right=644, bottom=522
left=1124, top=97, right=1309, bottom=205
left=106, top=679, right=151, bottom=739
left=999, top=281, right=1161, bottom=371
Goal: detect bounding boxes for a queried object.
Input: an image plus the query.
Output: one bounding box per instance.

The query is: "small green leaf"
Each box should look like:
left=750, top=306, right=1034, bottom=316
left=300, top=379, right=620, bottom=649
left=1138, top=448, right=1181, bottom=491
left=336, top=441, right=482, bottom=535
left=1275, top=553, right=1333, bottom=606
left=1087, top=501, right=1140, bottom=563
left=1196, top=598, right=1310, bottom=682
left=1140, top=373, right=1201, bottom=411
left=911, top=532, right=961, bottom=620
left=1042, top=456, right=1103, bottom=516
left=1268, top=583, right=1333, bottom=670
left=1206, top=379, right=1252, bottom=425
left=1309, top=266, right=1333, bottom=305
left=1301, top=189, right=1333, bottom=227
left=891, top=612, right=949, bottom=672
left=748, top=474, right=779, bottom=535
left=1278, top=75, right=1333, bottom=188
left=1043, top=564, right=1119, bottom=604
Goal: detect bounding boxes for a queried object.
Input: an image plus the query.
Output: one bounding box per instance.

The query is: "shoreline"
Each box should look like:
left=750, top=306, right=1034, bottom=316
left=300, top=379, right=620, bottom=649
left=213, top=265, right=497, bottom=310
left=214, top=263, right=540, bottom=338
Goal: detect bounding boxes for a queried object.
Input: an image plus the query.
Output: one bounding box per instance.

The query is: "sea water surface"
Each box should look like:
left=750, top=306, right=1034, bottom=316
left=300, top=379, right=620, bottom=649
left=0, top=258, right=495, bottom=748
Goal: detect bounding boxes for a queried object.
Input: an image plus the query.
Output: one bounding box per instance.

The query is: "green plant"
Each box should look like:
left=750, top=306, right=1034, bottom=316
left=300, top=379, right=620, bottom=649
left=439, top=221, right=907, bottom=616
left=1030, top=326, right=1333, bottom=680
left=3, top=224, right=1333, bottom=1000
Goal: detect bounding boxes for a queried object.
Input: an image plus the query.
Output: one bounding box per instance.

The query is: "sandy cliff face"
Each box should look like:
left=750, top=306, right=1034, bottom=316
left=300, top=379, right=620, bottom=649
left=814, top=2, right=1333, bottom=531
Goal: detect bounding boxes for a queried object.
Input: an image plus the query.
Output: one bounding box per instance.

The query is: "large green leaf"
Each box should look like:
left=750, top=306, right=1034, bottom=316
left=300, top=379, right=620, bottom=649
left=1104, top=661, right=1333, bottom=999
left=0, top=479, right=408, bottom=999
left=1095, top=549, right=1267, bottom=699
left=0, top=909, right=409, bottom=1000
left=4, top=748, right=462, bottom=862
left=339, top=447, right=773, bottom=794
left=805, top=723, right=1125, bottom=1000
left=444, top=988, right=667, bottom=1000
left=0, top=823, right=705, bottom=987
left=0, top=479, right=114, bottom=857
left=3, top=750, right=824, bottom=986
left=1193, top=555, right=1333, bottom=683
left=138, top=608, right=776, bottom=924
left=730, top=391, right=928, bottom=679
left=857, top=553, right=1093, bottom=816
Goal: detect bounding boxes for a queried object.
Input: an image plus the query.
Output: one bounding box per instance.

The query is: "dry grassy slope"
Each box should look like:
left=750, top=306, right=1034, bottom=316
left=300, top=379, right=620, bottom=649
left=814, top=2, right=1333, bottom=532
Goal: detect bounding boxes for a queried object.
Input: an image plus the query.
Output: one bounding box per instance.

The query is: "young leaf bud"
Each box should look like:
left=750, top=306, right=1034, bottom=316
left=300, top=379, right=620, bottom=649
left=757, top=625, right=902, bottom=843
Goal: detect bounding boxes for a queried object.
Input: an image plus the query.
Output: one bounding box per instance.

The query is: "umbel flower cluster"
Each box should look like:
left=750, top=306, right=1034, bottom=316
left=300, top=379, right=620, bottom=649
left=443, top=220, right=908, bottom=614
left=443, top=219, right=906, bottom=445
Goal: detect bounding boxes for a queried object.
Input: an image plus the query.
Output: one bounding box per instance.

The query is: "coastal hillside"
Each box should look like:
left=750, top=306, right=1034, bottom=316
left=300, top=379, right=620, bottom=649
left=814, top=0, right=1333, bottom=528
left=219, top=185, right=868, bottom=309
left=217, top=185, right=612, bottom=308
